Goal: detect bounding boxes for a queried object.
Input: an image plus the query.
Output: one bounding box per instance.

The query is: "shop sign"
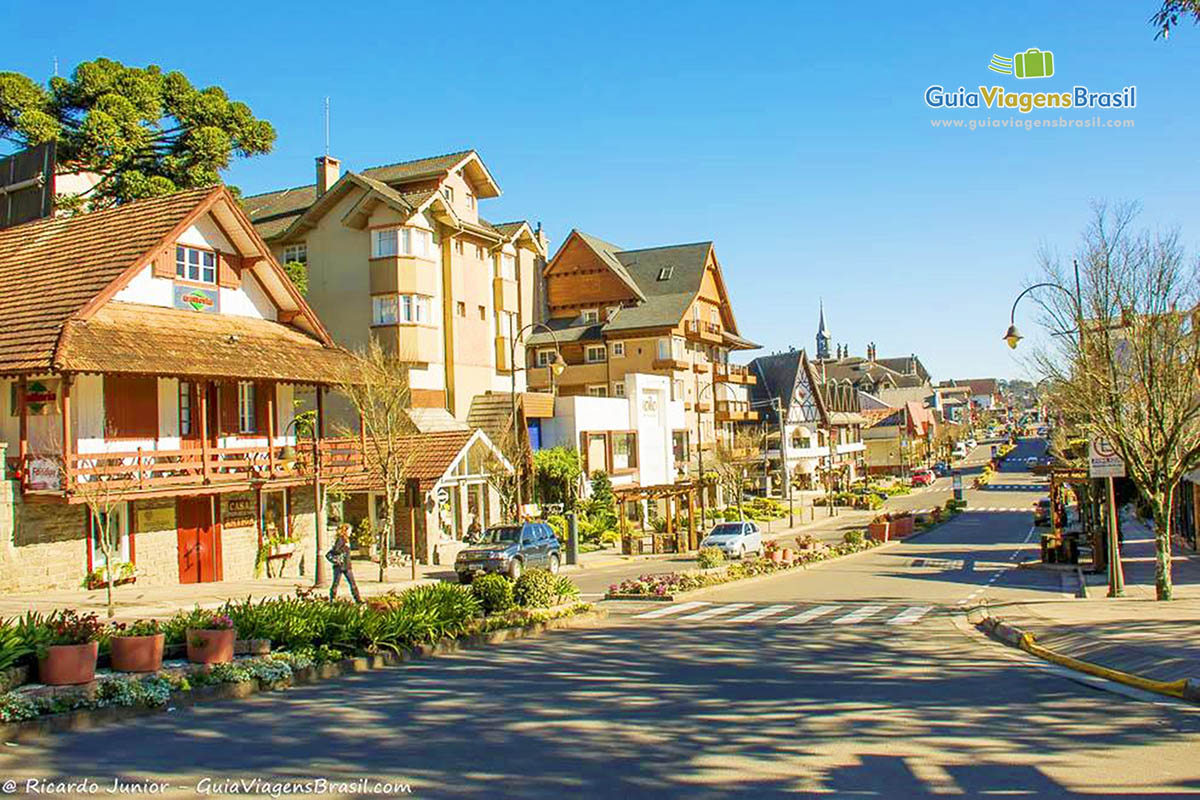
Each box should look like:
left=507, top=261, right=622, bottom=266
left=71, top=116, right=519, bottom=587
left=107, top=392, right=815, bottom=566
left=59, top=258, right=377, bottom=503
left=135, top=504, right=175, bottom=532
left=173, top=284, right=220, bottom=313
left=224, top=493, right=257, bottom=529
left=27, top=457, right=60, bottom=490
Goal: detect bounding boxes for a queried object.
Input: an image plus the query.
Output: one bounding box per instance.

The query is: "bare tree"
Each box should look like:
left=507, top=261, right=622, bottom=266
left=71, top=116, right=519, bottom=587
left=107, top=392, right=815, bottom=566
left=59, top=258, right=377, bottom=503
left=335, top=339, right=419, bottom=582
left=709, top=428, right=766, bottom=521
left=1032, top=201, right=1200, bottom=600
left=57, top=425, right=139, bottom=618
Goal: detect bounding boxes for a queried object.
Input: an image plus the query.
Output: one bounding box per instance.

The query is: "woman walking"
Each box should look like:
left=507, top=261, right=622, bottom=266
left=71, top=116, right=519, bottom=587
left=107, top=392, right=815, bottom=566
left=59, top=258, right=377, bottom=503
left=327, top=524, right=362, bottom=603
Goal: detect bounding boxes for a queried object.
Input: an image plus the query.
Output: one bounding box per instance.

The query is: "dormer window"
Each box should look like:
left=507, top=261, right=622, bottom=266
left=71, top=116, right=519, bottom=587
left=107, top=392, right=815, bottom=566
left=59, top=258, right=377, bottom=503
left=581, top=308, right=600, bottom=324
left=466, top=191, right=475, bottom=209
left=658, top=267, right=673, bottom=281
left=176, top=246, right=216, bottom=284
left=282, top=243, right=307, bottom=265
left=443, top=186, right=455, bottom=204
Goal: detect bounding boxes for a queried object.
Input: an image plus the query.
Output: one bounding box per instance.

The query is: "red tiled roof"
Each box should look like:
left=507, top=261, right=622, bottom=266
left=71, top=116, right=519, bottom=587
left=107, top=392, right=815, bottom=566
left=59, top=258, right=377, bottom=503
left=0, top=187, right=217, bottom=374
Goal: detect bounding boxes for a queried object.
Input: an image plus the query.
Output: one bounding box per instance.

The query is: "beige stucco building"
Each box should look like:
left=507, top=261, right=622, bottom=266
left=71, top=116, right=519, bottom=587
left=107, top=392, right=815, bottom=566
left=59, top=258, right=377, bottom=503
left=244, top=150, right=548, bottom=421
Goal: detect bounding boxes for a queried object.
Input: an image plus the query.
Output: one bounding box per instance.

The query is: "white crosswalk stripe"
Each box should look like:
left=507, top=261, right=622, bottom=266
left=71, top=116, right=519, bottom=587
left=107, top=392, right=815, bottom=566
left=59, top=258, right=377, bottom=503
left=727, top=604, right=794, bottom=622
left=677, top=603, right=753, bottom=621
left=887, top=606, right=932, bottom=625
left=632, top=601, right=710, bottom=619
left=831, top=605, right=886, bottom=625
left=778, top=605, right=841, bottom=624
left=623, top=602, right=941, bottom=627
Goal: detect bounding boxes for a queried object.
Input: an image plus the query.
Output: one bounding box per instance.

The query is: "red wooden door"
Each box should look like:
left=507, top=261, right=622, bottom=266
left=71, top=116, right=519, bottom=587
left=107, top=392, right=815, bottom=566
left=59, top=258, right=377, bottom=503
left=177, top=497, right=221, bottom=583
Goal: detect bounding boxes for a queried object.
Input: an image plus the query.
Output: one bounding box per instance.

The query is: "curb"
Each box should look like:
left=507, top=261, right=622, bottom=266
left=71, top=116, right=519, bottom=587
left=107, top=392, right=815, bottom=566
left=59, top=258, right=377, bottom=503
left=0, top=607, right=607, bottom=741
left=971, top=608, right=1199, bottom=704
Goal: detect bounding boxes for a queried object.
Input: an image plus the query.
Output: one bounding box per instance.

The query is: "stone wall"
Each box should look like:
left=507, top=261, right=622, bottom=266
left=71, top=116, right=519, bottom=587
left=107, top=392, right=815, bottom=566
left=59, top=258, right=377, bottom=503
left=4, top=489, right=88, bottom=593
left=220, top=491, right=259, bottom=582
left=129, top=498, right=180, bottom=587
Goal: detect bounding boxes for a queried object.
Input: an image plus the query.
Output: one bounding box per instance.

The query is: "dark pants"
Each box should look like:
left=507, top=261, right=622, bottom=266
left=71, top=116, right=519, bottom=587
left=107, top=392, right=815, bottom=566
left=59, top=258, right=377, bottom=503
left=330, top=565, right=362, bottom=602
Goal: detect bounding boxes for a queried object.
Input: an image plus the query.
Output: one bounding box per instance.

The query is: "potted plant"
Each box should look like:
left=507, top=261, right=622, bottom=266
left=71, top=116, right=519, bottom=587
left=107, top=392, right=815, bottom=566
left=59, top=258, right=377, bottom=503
left=186, top=612, right=236, bottom=665
left=867, top=515, right=891, bottom=542
left=83, top=561, right=137, bottom=590
left=36, top=609, right=104, bottom=685
left=109, top=619, right=164, bottom=673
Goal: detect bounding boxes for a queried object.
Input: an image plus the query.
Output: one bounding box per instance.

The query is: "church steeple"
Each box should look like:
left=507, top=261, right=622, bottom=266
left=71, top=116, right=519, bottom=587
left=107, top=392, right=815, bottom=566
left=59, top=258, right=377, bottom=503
left=816, top=301, right=831, bottom=360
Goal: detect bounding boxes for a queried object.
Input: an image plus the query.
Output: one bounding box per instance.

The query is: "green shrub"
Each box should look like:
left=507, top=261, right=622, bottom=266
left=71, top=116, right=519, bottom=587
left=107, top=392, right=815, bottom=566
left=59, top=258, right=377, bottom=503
left=697, top=546, right=726, bottom=569
left=0, top=620, right=34, bottom=672
left=472, top=574, right=516, bottom=614
left=551, top=575, right=580, bottom=604
left=599, top=530, right=621, bottom=547
left=842, top=530, right=866, bottom=546
left=514, top=568, right=558, bottom=608
left=546, top=514, right=568, bottom=543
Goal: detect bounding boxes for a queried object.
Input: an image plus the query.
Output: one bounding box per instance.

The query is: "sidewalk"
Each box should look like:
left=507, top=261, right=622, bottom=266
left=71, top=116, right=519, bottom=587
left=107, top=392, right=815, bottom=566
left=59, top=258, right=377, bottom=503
left=981, top=516, right=1200, bottom=688
left=0, top=558, right=443, bottom=621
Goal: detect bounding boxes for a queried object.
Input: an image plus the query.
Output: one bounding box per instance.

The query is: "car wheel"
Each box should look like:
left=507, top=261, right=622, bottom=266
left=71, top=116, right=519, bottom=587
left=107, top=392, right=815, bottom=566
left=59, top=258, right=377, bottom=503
left=457, top=572, right=473, bottom=585
left=548, top=553, right=561, bottom=574
left=507, top=558, right=523, bottom=580
left=739, top=544, right=746, bottom=559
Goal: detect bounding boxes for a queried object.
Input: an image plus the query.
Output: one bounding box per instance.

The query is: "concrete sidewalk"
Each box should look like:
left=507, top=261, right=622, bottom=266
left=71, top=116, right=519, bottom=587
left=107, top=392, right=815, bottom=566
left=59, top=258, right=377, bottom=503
left=982, top=516, right=1200, bottom=687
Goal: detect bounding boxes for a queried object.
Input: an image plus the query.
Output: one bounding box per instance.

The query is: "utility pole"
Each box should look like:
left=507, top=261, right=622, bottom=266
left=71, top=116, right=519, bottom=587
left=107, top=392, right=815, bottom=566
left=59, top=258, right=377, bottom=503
left=773, top=396, right=794, bottom=527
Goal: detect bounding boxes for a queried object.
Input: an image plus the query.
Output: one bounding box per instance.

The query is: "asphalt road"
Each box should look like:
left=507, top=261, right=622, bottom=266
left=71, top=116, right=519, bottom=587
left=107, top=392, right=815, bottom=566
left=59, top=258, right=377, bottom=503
left=5, top=440, right=1198, bottom=798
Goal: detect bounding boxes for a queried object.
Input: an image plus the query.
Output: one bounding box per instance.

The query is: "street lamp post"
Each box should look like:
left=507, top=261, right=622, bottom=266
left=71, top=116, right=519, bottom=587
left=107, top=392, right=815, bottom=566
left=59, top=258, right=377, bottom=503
left=508, top=320, right=566, bottom=519
left=1003, top=259, right=1125, bottom=597
left=695, top=380, right=738, bottom=531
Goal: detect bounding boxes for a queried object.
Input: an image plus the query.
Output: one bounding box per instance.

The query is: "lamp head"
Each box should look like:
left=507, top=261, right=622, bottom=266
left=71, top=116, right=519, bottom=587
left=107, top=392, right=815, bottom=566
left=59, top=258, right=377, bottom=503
left=279, top=444, right=297, bottom=468
left=550, top=352, right=567, bottom=377
left=1003, top=324, right=1023, bottom=350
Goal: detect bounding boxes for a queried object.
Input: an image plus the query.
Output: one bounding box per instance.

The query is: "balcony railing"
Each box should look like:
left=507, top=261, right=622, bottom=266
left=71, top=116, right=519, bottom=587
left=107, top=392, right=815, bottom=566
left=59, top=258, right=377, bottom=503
left=715, top=400, right=759, bottom=422
left=19, top=438, right=373, bottom=500
left=715, top=363, right=756, bottom=385
left=651, top=356, right=690, bottom=372
left=684, top=319, right=723, bottom=343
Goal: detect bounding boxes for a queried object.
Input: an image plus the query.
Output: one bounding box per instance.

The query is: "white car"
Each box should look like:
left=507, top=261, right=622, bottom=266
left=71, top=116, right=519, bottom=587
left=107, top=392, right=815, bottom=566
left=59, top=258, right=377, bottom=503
left=966, top=439, right=977, bottom=449
left=700, top=521, right=763, bottom=559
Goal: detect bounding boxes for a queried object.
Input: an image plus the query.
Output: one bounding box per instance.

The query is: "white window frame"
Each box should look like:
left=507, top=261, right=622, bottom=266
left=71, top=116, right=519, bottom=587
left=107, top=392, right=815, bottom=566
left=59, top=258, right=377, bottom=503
left=586, top=385, right=608, bottom=398
left=581, top=308, right=600, bottom=324
left=373, top=227, right=431, bottom=259
left=443, top=186, right=455, bottom=203
left=372, top=228, right=398, bottom=258
left=88, top=502, right=130, bottom=570
left=237, top=381, right=256, bottom=434
left=175, top=245, right=216, bottom=284
left=260, top=490, right=290, bottom=543
left=179, top=381, right=193, bottom=436
left=614, top=381, right=626, bottom=398
left=466, top=191, right=475, bottom=209
left=372, top=295, right=398, bottom=325
left=611, top=341, right=625, bottom=358
left=585, top=345, right=606, bottom=364
left=500, top=253, right=516, bottom=280
left=536, top=349, right=555, bottom=368
left=282, top=243, right=307, bottom=265
left=657, top=338, right=671, bottom=360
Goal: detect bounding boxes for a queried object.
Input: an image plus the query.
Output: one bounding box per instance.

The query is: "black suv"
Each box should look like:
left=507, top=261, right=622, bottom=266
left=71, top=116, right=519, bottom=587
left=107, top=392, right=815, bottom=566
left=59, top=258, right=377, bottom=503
left=455, top=522, right=561, bottom=583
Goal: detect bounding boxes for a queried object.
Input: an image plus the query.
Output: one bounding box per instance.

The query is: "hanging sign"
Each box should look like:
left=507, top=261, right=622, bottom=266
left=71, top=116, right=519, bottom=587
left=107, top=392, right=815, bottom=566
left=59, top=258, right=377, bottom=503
left=173, top=284, right=220, bottom=313
left=1088, top=436, right=1126, bottom=479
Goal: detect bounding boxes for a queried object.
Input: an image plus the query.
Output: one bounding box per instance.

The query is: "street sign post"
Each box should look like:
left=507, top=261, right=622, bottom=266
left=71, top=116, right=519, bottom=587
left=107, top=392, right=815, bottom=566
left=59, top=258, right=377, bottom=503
left=952, top=471, right=963, bottom=503
left=1088, top=436, right=1126, bottom=597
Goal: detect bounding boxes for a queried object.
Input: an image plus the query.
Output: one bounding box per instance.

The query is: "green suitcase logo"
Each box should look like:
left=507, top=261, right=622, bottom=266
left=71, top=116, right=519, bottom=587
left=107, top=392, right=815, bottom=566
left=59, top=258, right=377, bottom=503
left=988, top=48, right=1055, bottom=79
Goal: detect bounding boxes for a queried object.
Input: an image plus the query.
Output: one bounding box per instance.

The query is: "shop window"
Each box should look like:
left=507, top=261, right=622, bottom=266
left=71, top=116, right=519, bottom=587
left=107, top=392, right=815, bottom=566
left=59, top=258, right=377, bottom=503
left=88, top=503, right=130, bottom=570
left=613, top=432, right=638, bottom=471
left=261, top=490, right=290, bottom=544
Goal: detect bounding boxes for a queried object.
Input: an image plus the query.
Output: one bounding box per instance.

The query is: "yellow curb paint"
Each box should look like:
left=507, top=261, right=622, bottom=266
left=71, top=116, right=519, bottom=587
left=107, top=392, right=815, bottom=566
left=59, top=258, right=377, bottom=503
left=1014, top=626, right=1190, bottom=699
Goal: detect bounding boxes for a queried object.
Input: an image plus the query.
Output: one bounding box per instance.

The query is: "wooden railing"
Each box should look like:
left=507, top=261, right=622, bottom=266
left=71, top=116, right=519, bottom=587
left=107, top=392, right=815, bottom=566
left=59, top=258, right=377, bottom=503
left=715, top=363, right=756, bottom=384
left=20, top=437, right=375, bottom=497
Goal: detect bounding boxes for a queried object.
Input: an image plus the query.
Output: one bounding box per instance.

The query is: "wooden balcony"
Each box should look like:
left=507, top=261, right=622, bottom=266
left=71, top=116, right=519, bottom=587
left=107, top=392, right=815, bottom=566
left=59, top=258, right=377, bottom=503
left=715, top=363, right=756, bottom=385
left=684, top=319, right=723, bottom=343
left=369, top=255, right=438, bottom=296
left=19, top=438, right=371, bottom=502
left=495, top=336, right=513, bottom=372
left=692, top=360, right=711, bottom=374
left=651, top=356, right=690, bottom=372
left=372, top=324, right=440, bottom=365
left=715, top=400, right=759, bottom=422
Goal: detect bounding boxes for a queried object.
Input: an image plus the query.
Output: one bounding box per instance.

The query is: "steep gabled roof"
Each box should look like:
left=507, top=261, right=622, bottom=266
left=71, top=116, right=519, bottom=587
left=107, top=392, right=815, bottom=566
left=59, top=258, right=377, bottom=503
left=569, top=230, right=646, bottom=302
left=604, top=242, right=715, bottom=333
left=0, top=187, right=215, bottom=374
left=361, top=150, right=499, bottom=198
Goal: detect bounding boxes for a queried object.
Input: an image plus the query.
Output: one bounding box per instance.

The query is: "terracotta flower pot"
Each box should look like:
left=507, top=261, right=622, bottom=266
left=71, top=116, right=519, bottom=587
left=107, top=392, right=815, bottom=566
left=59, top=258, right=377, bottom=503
left=110, top=633, right=165, bottom=673
left=780, top=548, right=793, bottom=562
left=769, top=550, right=784, bottom=563
left=38, top=642, right=99, bottom=686
left=186, top=628, right=235, bottom=664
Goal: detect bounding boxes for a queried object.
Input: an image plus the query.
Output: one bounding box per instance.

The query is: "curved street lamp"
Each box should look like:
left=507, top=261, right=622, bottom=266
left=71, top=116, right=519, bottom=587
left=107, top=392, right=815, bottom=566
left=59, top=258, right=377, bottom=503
left=1002, top=260, right=1082, bottom=350
left=509, top=321, right=566, bottom=516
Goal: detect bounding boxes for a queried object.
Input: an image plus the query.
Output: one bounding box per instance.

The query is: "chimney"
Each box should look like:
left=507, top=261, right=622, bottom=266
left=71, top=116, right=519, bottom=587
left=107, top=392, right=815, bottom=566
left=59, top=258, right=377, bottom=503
left=316, top=155, right=341, bottom=196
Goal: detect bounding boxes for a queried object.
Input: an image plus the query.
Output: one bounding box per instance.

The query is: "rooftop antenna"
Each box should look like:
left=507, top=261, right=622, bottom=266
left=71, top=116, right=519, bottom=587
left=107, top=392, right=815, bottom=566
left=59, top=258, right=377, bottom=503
left=52, top=56, right=58, bottom=78
left=323, top=96, right=330, bottom=157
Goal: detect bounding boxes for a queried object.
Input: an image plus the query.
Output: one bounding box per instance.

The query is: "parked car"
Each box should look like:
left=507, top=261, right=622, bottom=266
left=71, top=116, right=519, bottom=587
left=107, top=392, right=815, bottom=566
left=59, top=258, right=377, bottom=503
left=966, top=438, right=977, bottom=449
left=932, top=461, right=950, bottom=476
left=700, top=521, right=763, bottom=559
left=952, top=443, right=969, bottom=459
left=1033, top=498, right=1053, bottom=526
left=455, top=522, right=561, bottom=582
left=910, top=468, right=935, bottom=487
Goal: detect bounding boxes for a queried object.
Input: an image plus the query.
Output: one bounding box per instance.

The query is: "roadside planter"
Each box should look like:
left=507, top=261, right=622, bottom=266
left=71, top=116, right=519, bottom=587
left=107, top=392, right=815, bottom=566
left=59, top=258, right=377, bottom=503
left=867, top=521, right=891, bottom=542
left=186, top=613, right=236, bottom=665
left=109, top=620, right=165, bottom=673
left=35, top=609, right=104, bottom=686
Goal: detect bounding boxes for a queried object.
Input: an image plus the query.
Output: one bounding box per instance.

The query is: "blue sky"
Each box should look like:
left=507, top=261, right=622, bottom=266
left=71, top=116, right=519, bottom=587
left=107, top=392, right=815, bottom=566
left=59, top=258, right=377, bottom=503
left=6, top=0, right=1199, bottom=380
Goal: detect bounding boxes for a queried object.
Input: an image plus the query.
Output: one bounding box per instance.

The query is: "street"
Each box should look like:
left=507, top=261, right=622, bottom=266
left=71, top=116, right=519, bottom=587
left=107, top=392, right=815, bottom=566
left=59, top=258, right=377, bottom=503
left=6, top=442, right=1199, bottom=798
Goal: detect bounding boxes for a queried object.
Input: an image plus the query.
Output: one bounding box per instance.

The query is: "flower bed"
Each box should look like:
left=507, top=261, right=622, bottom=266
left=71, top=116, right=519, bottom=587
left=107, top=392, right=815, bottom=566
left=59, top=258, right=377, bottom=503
left=606, top=534, right=884, bottom=599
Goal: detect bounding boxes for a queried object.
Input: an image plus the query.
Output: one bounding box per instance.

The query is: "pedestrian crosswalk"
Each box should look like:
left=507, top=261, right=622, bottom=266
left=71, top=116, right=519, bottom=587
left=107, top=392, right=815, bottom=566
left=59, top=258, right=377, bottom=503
left=911, top=506, right=1031, bottom=514
left=627, top=602, right=941, bottom=627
